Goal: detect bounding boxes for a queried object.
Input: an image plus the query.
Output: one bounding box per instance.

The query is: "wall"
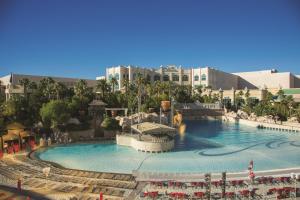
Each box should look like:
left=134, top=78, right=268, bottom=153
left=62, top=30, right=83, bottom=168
left=234, top=70, right=292, bottom=89
left=208, top=68, right=239, bottom=90
left=116, top=134, right=175, bottom=152
left=293, top=75, right=300, bottom=88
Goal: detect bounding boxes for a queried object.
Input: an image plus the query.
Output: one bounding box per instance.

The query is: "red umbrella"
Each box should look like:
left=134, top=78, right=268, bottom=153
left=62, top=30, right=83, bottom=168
left=100, top=192, right=103, bottom=200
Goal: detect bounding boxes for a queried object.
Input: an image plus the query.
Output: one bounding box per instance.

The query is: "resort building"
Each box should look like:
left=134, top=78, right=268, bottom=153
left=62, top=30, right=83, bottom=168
left=0, top=73, right=97, bottom=101
left=233, top=69, right=300, bottom=89
left=105, top=65, right=300, bottom=91
left=103, top=65, right=300, bottom=103
left=105, top=65, right=239, bottom=91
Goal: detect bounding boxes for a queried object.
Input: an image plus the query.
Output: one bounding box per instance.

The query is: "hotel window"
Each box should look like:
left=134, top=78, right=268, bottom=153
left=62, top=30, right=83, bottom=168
left=109, top=74, right=113, bottom=80
left=123, top=74, right=126, bottom=79
left=154, top=75, right=160, bottom=81
left=115, top=73, right=119, bottom=80
left=182, top=75, right=189, bottom=81
left=201, top=74, right=206, bottom=81
left=172, top=74, right=179, bottom=81
left=194, top=75, right=199, bottom=81
left=163, top=75, right=169, bottom=81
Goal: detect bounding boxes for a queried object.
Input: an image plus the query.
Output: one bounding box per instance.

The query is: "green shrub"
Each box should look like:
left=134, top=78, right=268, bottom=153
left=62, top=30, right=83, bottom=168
left=101, top=117, right=120, bottom=130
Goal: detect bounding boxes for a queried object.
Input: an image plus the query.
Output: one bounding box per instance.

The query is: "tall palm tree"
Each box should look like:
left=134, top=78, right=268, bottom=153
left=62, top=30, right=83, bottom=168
left=135, top=73, right=145, bottom=115
left=96, top=79, right=109, bottom=99
left=40, top=77, right=55, bottom=100
left=19, top=78, right=30, bottom=97
left=74, top=79, right=88, bottom=100
left=53, top=82, right=65, bottom=100
left=154, top=81, right=162, bottom=97
left=122, top=78, right=130, bottom=94
left=28, top=81, right=37, bottom=90
left=110, top=77, right=118, bottom=93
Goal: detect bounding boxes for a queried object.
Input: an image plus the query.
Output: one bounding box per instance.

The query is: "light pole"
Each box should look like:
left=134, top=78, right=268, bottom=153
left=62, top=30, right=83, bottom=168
left=170, top=97, right=175, bottom=127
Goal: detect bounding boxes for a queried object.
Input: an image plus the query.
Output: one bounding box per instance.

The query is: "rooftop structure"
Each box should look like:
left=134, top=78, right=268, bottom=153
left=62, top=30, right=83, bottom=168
left=117, top=122, right=176, bottom=153
left=131, top=122, right=176, bottom=135
left=233, top=69, right=300, bottom=89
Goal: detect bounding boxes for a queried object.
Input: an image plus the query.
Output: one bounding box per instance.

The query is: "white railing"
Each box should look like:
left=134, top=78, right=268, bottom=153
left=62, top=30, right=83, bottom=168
left=176, top=102, right=222, bottom=110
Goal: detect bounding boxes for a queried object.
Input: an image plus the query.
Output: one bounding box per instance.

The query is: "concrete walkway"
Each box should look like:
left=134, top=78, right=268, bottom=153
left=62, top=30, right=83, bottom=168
left=0, top=185, right=50, bottom=200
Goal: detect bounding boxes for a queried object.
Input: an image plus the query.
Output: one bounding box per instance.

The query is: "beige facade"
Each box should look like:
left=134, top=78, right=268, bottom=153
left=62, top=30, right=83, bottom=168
left=106, top=65, right=239, bottom=90
left=234, top=69, right=300, bottom=89
left=105, top=66, right=300, bottom=92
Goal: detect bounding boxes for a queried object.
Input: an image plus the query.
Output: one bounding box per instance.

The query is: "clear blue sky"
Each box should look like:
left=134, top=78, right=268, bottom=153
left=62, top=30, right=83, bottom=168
left=0, top=0, right=300, bottom=79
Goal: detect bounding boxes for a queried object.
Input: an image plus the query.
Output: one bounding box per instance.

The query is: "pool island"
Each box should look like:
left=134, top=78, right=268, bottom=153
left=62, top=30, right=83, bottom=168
left=116, top=122, right=177, bottom=153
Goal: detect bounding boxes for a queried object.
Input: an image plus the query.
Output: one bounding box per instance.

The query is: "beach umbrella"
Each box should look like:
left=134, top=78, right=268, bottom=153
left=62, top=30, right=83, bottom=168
left=100, top=192, right=103, bottom=200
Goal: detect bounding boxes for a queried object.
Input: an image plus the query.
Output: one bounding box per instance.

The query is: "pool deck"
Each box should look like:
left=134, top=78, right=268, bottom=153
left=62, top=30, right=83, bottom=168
left=0, top=151, right=137, bottom=200
left=0, top=148, right=299, bottom=199
left=133, top=168, right=300, bottom=182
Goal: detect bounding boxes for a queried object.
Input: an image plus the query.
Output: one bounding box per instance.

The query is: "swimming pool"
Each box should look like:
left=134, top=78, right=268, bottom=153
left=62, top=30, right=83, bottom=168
left=37, top=120, right=300, bottom=174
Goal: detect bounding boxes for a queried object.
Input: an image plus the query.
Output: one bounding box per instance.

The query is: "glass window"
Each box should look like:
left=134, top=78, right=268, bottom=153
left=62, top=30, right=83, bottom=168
left=201, top=74, right=206, bottom=81
left=182, top=75, right=189, bottom=81
left=163, top=75, right=169, bottom=81
left=108, top=74, right=113, bottom=80
left=194, top=75, right=199, bottom=81
left=154, top=75, right=160, bottom=81
left=172, top=74, right=179, bottom=81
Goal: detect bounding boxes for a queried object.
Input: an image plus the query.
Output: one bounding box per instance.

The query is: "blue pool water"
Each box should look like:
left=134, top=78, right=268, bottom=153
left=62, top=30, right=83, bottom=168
left=38, top=120, right=300, bottom=174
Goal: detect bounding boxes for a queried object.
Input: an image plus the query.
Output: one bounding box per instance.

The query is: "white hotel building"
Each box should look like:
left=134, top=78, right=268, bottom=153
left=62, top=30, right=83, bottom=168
left=102, top=65, right=300, bottom=91
left=103, top=65, right=239, bottom=90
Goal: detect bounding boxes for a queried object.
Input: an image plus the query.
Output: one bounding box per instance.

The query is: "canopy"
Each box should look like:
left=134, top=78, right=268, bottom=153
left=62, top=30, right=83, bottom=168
left=2, top=134, right=19, bottom=142
left=131, top=122, right=176, bottom=135
left=6, top=122, right=25, bottom=130
left=20, top=131, right=33, bottom=138
left=89, top=100, right=107, bottom=106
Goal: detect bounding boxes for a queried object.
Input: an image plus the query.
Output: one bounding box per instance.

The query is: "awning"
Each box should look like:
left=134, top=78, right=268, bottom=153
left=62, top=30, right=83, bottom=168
left=131, top=122, right=176, bottom=135
left=20, top=131, right=33, bottom=138
left=6, top=122, right=25, bottom=130
left=2, top=134, right=19, bottom=142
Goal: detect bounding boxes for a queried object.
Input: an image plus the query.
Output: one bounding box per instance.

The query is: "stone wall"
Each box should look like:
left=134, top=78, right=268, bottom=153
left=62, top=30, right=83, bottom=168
left=179, top=109, right=224, bottom=120
left=116, top=134, right=174, bottom=153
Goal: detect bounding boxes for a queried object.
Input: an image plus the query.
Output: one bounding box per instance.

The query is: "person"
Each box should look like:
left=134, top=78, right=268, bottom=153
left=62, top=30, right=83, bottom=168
left=17, top=178, right=21, bottom=191
left=4, top=143, right=8, bottom=153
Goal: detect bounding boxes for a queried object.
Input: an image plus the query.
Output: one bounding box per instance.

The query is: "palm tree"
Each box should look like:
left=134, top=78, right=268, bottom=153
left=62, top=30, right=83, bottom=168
left=135, top=73, right=145, bottom=116
left=96, top=79, right=109, bottom=99
left=19, top=78, right=30, bottom=97
left=28, top=81, right=37, bottom=90
left=122, top=78, right=130, bottom=94
left=40, top=77, right=55, bottom=100
left=74, top=79, right=88, bottom=100
left=194, top=85, right=203, bottom=95
left=154, top=81, right=162, bottom=97
left=110, top=77, right=118, bottom=93
left=53, top=82, right=65, bottom=100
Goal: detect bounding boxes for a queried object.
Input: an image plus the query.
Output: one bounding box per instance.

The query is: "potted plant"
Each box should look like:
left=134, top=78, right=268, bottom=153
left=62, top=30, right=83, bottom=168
left=160, top=93, right=170, bottom=111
